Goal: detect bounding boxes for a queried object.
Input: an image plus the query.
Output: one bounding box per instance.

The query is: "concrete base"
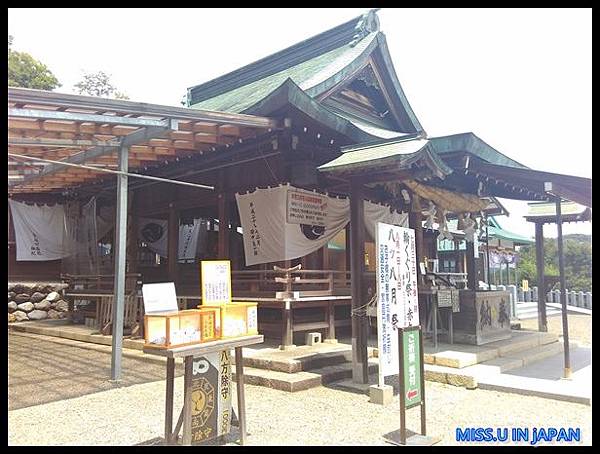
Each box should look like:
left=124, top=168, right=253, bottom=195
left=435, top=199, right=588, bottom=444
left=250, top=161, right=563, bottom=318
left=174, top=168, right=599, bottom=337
left=323, top=338, right=338, bottom=344
left=369, top=384, right=393, bottom=405
left=278, top=344, right=297, bottom=351
left=305, top=332, right=322, bottom=346
left=383, top=429, right=441, bottom=446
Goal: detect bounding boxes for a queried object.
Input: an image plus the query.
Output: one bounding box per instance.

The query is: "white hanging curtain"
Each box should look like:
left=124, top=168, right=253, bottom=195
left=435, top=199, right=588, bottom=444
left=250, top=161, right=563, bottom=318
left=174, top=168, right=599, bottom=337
left=9, top=199, right=69, bottom=261
left=62, top=197, right=99, bottom=274
left=235, top=184, right=408, bottom=266
left=138, top=217, right=169, bottom=257
left=236, top=185, right=350, bottom=266
left=138, top=217, right=204, bottom=261
left=364, top=201, right=408, bottom=240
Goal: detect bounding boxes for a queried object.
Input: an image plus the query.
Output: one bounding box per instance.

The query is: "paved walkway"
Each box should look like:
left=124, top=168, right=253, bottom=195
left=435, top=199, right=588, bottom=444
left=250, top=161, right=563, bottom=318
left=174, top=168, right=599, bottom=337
left=478, top=346, right=592, bottom=404
left=8, top=331, right=592, bottom=446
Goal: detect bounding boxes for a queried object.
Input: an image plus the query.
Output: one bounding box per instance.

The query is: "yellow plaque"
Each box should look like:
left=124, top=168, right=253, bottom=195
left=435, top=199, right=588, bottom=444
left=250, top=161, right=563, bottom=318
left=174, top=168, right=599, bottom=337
left=201, top=260, right=232, bottom=305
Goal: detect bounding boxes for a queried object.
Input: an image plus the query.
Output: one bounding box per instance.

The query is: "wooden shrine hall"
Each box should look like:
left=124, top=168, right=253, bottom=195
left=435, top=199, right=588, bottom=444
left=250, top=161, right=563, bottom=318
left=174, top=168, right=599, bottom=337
left=8, top=9, right=592, bottom=382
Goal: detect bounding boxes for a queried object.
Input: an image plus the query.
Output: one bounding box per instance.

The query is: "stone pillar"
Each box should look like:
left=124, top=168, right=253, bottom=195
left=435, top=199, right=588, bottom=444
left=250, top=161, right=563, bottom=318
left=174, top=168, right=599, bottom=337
left=517, top=288, right=524, bottom=302
left=585, top=292, right=592, bottom=309
left=532, top=286, right=538, bottom=302
left=524, top=290, right=531, bottom=302
left=553, top=290, right=560, bottom=304
left=507, top=285, right=517, bottom=319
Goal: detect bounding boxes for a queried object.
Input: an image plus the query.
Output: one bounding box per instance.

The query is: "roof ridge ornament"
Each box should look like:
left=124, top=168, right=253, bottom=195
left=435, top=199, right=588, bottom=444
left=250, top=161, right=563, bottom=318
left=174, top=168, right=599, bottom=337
left=350, top=9, right=380, bottom=47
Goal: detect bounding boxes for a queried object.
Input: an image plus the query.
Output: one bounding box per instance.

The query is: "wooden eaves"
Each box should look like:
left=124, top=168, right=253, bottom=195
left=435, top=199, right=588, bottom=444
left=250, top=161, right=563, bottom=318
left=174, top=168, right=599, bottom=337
left=8, top=87, right=279, bottom=193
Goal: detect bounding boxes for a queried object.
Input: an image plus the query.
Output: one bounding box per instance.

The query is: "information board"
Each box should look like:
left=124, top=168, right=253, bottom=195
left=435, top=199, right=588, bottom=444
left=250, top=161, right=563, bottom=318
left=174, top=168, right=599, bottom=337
left=201, top=260, right=232, bottom=305
left=376, top=222, right=419, bottom=381
left=286, top=188, right=328, bottom=226
left=402, top=329, right=422, bottom=408
left=141, top=282, right=179, bottom=314
left=190, top=350, right=233, bottom=443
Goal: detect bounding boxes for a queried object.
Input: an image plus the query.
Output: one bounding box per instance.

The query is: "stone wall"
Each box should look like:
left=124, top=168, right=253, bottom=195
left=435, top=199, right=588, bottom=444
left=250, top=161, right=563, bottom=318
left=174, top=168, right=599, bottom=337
left=8, top=282, right=70, bottom=323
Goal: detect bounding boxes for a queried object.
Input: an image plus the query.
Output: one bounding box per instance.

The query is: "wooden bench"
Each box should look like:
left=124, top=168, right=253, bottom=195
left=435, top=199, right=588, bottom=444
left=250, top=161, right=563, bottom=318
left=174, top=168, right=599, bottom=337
left=61, top=273, right=143, bottom=336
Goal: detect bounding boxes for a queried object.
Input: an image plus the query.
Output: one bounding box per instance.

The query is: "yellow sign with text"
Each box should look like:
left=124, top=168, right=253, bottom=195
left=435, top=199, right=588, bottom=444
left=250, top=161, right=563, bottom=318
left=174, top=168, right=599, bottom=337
left=522, top=279, right=529, bottom=292
left=201, top=260, right=232, bottom=305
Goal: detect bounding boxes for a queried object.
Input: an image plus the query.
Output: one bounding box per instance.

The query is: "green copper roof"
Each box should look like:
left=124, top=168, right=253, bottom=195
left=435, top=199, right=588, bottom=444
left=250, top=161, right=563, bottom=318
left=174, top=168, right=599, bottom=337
left=429, top=133, right=528, bottom=169
left=191, top=36, right=371, bottom=114
left=186, top=10, right=424, bottom=135
left=485, top=217, right=534, bottom=244
left=318, top=137, right=453, bottom=178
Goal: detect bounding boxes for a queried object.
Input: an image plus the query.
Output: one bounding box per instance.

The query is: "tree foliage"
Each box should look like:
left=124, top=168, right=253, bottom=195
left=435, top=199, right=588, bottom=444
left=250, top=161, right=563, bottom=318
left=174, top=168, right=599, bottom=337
left=517, top=234, right=592, bottom=292
left=74, top=71, right=129, bottom=99
left=8, top=36, right=61, bottom=90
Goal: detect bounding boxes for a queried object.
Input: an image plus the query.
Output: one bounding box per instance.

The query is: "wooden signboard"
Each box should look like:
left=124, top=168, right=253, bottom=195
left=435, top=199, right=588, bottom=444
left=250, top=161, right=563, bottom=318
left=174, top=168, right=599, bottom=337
left=190, top=350, right=233, bottom=443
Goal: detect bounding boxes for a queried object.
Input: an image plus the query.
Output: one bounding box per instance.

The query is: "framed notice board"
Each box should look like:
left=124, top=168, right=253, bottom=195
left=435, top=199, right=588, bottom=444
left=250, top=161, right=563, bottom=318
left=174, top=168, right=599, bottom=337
left=201, top=260, right=232, bottom=305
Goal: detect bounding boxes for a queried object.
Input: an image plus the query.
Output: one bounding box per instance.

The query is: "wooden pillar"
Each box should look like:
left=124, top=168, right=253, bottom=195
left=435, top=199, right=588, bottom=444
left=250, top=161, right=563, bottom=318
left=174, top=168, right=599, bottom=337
left=167, top=202, right=179, bottom=284
left=534, top=222, right=548, bottom=332
left=555, top=199, right=571, bottom=378
left=466, top=241, right=477, bottom=290
left=349, top=178, right=368, bottom=384
left=322, top=244, right=330, bottom=270
left=345, top=224, right=351, bottom=272
left=127, top=209, right=138, bottom=273
left=217, top=191, right=229, bottom=259
left=408, top=193, right=424, bottom=280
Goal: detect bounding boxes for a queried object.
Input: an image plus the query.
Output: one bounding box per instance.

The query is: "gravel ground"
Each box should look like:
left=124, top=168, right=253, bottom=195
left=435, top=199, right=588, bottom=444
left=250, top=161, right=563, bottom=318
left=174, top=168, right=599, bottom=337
left=8, top=334, right=592, bottom=445
left=8, top=331, right=184, bottom=410
left=519, top=313, right=591, bottom=346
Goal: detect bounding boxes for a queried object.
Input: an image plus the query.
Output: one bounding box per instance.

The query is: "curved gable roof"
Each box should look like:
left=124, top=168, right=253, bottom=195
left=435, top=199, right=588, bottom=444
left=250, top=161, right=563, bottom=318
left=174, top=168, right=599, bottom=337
left=187, top=10, right=424, bottom=136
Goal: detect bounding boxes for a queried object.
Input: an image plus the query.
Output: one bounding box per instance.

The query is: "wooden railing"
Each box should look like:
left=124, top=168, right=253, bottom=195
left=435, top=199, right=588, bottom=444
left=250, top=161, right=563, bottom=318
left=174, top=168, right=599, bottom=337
left=60, top=273, right=143, bottom=334
left=176, top=265, right=351, bottom=299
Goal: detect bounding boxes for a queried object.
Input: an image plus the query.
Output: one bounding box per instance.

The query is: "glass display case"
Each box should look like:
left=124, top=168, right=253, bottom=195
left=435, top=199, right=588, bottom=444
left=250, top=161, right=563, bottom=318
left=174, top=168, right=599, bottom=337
left=200, top=302, right=258, bottom=338
left=144, top=308, right=219, bottom=349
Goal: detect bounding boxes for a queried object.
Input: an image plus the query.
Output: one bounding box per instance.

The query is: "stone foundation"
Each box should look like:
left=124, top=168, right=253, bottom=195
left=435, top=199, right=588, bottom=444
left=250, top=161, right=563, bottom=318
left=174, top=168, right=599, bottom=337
left=8, top=282, right=70, bottom=323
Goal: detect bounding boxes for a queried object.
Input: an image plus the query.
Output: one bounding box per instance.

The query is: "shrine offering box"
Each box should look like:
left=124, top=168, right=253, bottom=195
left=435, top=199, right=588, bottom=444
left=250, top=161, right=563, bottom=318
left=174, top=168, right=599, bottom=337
left=199, top=302, right=258, bottom=338
left=144, top=308, right=219, bottom=349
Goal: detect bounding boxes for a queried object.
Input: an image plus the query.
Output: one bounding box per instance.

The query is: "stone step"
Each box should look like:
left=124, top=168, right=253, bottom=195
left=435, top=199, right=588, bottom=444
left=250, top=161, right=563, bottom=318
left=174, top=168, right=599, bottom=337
left=516, top=310, right=562, bottom=320
left=421, top=331, right=558, bottom=369
left=232, top=360, right=379, bottom=392
left=242, top=349, right=352, bottom=374
left=423, top=340, right=575, bottom=389
left=501, top=340, right=566, bottom=366
left=423, top=364, right=478, bottom=389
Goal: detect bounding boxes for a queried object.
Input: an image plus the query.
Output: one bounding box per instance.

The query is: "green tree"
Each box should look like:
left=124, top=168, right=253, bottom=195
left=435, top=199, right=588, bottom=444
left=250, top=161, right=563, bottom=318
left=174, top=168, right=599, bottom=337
left=8, top=36, right=61, bottom=90
left=74, top=71, right=129, bottom=99
left=517, top=234, right=591, bottom=292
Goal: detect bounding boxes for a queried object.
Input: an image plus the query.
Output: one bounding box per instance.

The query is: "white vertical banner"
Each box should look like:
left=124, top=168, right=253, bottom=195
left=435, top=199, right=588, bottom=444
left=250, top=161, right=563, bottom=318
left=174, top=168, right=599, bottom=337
left=376, top=222, right=419, bottom=383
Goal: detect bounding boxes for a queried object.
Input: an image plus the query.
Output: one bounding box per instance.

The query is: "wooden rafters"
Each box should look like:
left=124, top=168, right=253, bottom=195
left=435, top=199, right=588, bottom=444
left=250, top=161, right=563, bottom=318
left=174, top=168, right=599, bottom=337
left=8, top=87, right=279, bottom=193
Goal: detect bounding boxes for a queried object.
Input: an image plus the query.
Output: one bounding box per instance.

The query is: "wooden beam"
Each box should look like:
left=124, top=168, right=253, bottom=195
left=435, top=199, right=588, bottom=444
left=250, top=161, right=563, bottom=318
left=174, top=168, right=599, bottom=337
left=194, top=132, right=219, bottom=144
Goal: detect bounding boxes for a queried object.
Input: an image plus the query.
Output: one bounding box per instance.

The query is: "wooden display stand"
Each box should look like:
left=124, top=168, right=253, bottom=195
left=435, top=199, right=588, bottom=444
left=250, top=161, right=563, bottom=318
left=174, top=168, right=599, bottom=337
left=143, top=334, right=264, bottom=445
